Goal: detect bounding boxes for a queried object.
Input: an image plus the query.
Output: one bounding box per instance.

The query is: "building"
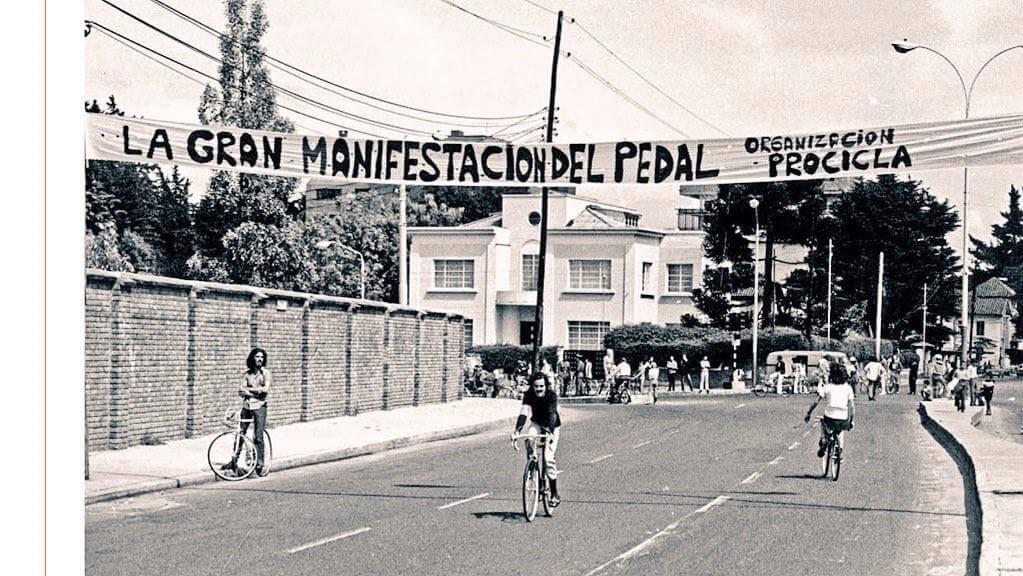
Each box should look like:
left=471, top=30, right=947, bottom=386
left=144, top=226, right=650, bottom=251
left=970, top=277, right=1019, bottom=367
left=408, top=188, right=708, bottom=355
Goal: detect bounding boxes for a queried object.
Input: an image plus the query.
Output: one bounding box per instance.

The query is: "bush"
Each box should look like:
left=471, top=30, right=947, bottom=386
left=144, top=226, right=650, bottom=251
left=467, top=344, right=559, bottom=374
left=841, top=334, right=896, bottom=362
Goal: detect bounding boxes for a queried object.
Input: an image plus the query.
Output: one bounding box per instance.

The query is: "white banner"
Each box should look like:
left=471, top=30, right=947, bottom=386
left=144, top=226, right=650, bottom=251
left=86, top=113, right=1023, bottom=186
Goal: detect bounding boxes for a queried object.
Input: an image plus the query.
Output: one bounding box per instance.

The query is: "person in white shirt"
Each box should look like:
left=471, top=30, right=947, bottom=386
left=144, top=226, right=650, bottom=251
left=699, top=356, right=711, bottom=394
left=817, top=355, right=831, bottom=388
left=805, top=363, right=856, bottom=454
left=863, top=358, right=885, bottom=401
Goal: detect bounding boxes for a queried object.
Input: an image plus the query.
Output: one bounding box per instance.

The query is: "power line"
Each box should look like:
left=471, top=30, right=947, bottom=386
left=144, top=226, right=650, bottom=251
left=519, top=0, right=556, bottom=16
left=87, top=20, right=390, bottom=138
left=570, top=18, right=730, bottom=137
left=141, top=0, right=543, bottom=122
left=436, top=0, right=550, bottom=48
left=568, top=54, right=690, bottom=138
left=102, top=0, right=544, bottom=135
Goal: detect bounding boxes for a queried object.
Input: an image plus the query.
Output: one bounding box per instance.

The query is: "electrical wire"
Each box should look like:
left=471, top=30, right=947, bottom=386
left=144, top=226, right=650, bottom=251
left=568, top=54, right=690, bottom=138
left=519, top=0, right=556, bottom=16
left=142, top=0, right=544, bottom=122
left=436, top=0, right=550, bottom=49
left=570, top=18, right=730, bottom=137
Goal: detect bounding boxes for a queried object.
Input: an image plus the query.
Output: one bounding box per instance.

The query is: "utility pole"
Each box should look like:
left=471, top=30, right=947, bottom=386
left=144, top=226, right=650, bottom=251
left=398, top=183, right=407, bottom=305
left=531, top=9, right=563, bottom=372
left=875, top=251, right=884, bottom=360
left=826, top=238, right=833, bottom=342
left=921, top=283, right=928, bottom=375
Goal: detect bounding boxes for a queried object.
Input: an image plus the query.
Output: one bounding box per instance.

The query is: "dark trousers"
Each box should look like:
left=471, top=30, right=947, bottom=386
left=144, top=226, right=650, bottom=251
left=240, top=405, right=268, bottom=466
left=667, top=370, right=677, bottom=391
left=908, top=367, right=918, bottom=393
left=981, top=386, right=994, bottom=414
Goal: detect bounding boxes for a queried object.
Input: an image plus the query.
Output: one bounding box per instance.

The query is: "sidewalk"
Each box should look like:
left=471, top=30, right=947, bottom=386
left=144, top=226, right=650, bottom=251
left=920, top=398, right=1023, bottom=576
left=85, top=398, right=521, bottom=505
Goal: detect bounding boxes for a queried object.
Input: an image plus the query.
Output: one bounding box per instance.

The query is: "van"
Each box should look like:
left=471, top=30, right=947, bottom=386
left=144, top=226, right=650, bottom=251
left=765, top=350, right=850, bottom=374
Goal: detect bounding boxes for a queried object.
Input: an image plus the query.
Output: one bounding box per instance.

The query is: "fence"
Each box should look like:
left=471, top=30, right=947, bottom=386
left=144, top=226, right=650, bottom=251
left=85, top=269, right=464, bottom=450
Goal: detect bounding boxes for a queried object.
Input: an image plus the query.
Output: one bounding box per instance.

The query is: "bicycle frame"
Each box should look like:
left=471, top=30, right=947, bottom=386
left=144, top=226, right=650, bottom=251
left=512, top=432, right=554, bottom=521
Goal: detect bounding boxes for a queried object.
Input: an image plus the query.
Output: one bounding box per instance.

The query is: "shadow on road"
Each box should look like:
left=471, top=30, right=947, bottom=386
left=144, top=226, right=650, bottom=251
left=773, top=473, right=822, bottom=480
left=471, top=511, right=526, bottom=522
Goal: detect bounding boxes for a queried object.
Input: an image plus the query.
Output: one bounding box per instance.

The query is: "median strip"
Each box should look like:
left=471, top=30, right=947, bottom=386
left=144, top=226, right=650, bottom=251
left=735, top=403, right=747, bottom=409
left=741, top=472, right=761, bottom=485
left=437, top=492, right=490, bottom=510
left=286, top=527, right=371, bottom=554
left=769, top=456, right=784, bottom=466
left=632, top=440, right=652, bottom=449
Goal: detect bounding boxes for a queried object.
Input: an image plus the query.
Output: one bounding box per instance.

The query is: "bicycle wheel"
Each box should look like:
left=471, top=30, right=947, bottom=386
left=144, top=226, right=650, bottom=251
left=522, top=460, right=539, bottom=522
left=887, top=378, right=899, bottom=394
left=753, top=381, right=767, bottom=398
left=255, top=430, right=273, bottom=477
left=621, top=389, right=631, bottom=404
left=830, top=446, right=842, bottom=481
left=208, top=432, right=256, bottom=481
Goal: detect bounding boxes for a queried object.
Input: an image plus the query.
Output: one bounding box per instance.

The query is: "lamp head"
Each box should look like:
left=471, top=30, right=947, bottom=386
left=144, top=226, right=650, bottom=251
left=891, top=39, right=919, bottom=54
left=748, top=198, right=759, bottom=209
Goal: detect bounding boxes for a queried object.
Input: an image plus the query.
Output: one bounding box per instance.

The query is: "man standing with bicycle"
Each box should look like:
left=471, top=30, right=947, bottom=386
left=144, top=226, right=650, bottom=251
left=239, top=347, right=271, bottom=476
left=805, top=363, right=856, bottom=457
left=511, top=373, right=562, bottom=506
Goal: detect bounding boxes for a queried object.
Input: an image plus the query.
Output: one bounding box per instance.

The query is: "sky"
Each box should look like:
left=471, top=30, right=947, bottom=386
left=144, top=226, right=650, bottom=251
left=83, top=0, right=1023, bottom=249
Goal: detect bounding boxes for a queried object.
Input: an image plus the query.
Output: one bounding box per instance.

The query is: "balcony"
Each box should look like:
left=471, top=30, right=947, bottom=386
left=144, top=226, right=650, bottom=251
left=677, top=209, right=705, bottom=231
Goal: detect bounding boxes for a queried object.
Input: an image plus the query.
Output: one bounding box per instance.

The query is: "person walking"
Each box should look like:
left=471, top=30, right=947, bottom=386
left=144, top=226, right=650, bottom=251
left=863, top=357, right=884, bottom=401
left=584, top=358, right=593, bottom=395
left=930, top=354, right=947, bottom=398
left=681, top=353, right=694, bottom=391
left=699, top=356, right=711, bottom=394
left=666, top=356, right=678, bottom=392
left=646, top=357, right=660, bottom=404
left=979, top=369, right=995, bottom=416
left=600, top=350, right=615, bottom=396
left=906, top=349, right=920, bottom=395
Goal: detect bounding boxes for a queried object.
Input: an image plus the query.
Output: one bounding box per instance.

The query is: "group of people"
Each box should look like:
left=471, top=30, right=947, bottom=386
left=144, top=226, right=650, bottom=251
left=599, top=353, right=714, bottom=399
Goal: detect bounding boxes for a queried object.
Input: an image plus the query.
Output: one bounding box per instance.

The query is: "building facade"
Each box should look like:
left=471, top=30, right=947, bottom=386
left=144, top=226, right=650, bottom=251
left=970, top=277, right=1019, bottom=368
left=408, top=190, right=708, bottom=352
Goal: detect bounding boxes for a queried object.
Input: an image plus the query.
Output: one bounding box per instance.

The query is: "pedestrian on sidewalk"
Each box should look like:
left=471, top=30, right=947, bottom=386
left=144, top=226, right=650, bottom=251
left=699, top=356, right=711, bottom=394
left=666, top=355, right=678, bottom=391
left=584, top=358, right=593, bottom=395
left=235, top=347, right=271, bottom=476
left=646, top=357, right=660, bottom=404
left=906, top=349, right=920, bottom=395
left=979, top=369, right=995, bottom=416
left=864, top=358, right=884, bottom=401
left=600, top=350, right=615, bottom=396
left=681, top=353, right=694, bottom=391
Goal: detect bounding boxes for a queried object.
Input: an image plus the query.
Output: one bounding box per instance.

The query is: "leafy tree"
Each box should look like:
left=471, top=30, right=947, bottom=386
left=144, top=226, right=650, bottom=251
left=190, top=0, right=298, bottom=278
left=413, top=186, right=521, bottom=223
left=970, top=184, right=1023, bottom=333
left=85, top=222, right=133, bottom=272
left=700, top=180, right=825, bottom=331
left=827, top=175, right=959, bottom=341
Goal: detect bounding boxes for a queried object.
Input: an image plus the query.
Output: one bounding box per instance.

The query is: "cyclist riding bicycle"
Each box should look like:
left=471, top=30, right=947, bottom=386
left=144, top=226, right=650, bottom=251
left=510, top=372, right=562, bottom=507
left=805, top=362, right=856, bottom=457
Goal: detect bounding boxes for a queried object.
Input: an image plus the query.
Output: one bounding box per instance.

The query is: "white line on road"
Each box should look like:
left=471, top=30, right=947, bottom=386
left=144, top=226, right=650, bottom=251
left=589, top=454, right=614, bottom=464
left=735, top=403, right=747, bottom=409
left=696, top=495, right=730, bottom=513
left=769, top=456, right=784, bottom=466
left=632, top=440, right=652, bottom=449
left=286, top=527, right=371, bottom=554
left=803, top=430, right=811, bottom=438
left=437, top=492, right=490, bottom=510
left=788, top=442, right=800, bottom=451
left=741, top=472, right=761, bottom=485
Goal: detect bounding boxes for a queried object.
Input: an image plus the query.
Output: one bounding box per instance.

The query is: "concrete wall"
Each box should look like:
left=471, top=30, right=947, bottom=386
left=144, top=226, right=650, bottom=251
left=84, top=270, right=464, bottom=451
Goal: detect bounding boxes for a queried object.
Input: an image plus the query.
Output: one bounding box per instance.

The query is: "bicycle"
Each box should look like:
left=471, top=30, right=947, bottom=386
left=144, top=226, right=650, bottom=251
left=886, top=373, right=900, bottom=394
left=816, top=417, right=843, bottom=481
left=207, top=407, right=273, bottom=481
left=511, top=432, right=556, bottom=521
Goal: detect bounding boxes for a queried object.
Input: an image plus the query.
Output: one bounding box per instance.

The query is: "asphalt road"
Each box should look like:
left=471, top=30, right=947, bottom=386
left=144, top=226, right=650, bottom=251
left=86, top=392, right=972, bottom=576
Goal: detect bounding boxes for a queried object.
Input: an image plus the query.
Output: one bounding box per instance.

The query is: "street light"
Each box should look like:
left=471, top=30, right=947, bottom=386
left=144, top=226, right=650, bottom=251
left=891, top=39, right=1023, bottom=367
left=315, top=239, right=366, bottom=300
left=749, top=198, right=760, bottom=391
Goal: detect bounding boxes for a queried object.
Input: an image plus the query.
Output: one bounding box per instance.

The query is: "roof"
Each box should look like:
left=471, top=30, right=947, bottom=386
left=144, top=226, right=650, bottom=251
left=976, top=277, right=1017, bottom=298
left=972, top=297, right=1018, bottom=318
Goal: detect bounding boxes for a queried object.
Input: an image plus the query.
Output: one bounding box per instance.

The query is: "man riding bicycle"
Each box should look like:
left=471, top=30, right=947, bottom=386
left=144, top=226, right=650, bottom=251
left=511, top=372, right=562, bottom=506
left=805, top=363, right=856, bottom=456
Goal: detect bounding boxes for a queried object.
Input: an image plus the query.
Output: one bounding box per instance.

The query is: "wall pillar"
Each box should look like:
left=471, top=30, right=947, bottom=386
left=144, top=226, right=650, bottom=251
left=413, top=312, right=424, bottom=406
left=382, top=310, right=391, bottom=410
left=108, top=275, right=135, bottom=450
left=344, top=304, right=356, bottom=416
left=300, top=298, right=310, bottom=422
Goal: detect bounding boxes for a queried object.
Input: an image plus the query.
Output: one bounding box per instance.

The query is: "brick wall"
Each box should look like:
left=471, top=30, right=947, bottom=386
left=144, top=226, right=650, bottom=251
left=84, top=270, right=464, bottom=451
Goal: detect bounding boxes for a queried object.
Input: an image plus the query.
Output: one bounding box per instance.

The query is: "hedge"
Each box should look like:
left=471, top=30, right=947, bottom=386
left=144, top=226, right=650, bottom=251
left=467, top=344, right=560, bottom=374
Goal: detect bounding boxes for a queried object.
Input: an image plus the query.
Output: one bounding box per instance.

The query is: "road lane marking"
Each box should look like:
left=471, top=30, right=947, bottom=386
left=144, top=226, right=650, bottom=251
left=769, top=456, right=784, bottom=466
left=741, top=472, right=761, bottom=485
left=803, top=430, right=811, bottom=438
left=437, top=492, right=490, bottom=510
left=286, top=527, right=371, bottom=554
left=696, top=495, right=730, bottom=513
left=632, top=440, right=652, bottom=449
left=589, top=454, right=613, bottom=464
left=735, top=403, right=747, bottom=409
left=788, top=442, right=800, bottom=450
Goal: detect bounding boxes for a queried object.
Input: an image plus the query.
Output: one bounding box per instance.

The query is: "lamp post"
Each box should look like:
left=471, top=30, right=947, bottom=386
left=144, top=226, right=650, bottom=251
left=315, top=239, right=366, bottom=300
left=749, top=198, right=760, bottom=391
left=891, top=40, right=1023, bottom=367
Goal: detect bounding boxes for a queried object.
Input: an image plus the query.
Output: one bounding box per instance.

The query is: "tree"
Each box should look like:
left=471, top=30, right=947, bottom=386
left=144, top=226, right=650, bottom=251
left=700, top=180, right=825, bottom=331
left=189, top=0, right=301, bottom=283
left=827, top=175, right=960, bottom=341
left=970, top=184, right=1023, bottom=333
left=85, top=97, right=194, bottom=276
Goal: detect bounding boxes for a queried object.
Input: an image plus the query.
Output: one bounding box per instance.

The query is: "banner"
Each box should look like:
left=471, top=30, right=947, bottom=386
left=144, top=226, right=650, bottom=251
left=86, top=113, right=1023, bottom=186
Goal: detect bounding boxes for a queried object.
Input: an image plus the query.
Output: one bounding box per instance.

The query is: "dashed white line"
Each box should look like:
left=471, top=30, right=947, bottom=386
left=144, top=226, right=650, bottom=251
left=696, top=495, right=730, bottom=513
left=735, top=403, right=747, bottom=409
left=437, top=492, right=490, bottom=510
left=741, top=472, right=762, bottom=485
left=788, top=442, right=800, bottom=451
left=286, top=527, right=371, bottom=554
left=632, top=440, right=652, bottom=449
left=769, top=456, right=784, bottom=466
left=589, top=454, right=614, bottom=464
left=803, top=430, right=811, bottom=438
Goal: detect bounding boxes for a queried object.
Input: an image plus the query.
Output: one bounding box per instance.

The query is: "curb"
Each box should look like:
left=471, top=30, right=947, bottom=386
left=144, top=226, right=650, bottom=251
left=85, top=417, right=516, bottom=505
